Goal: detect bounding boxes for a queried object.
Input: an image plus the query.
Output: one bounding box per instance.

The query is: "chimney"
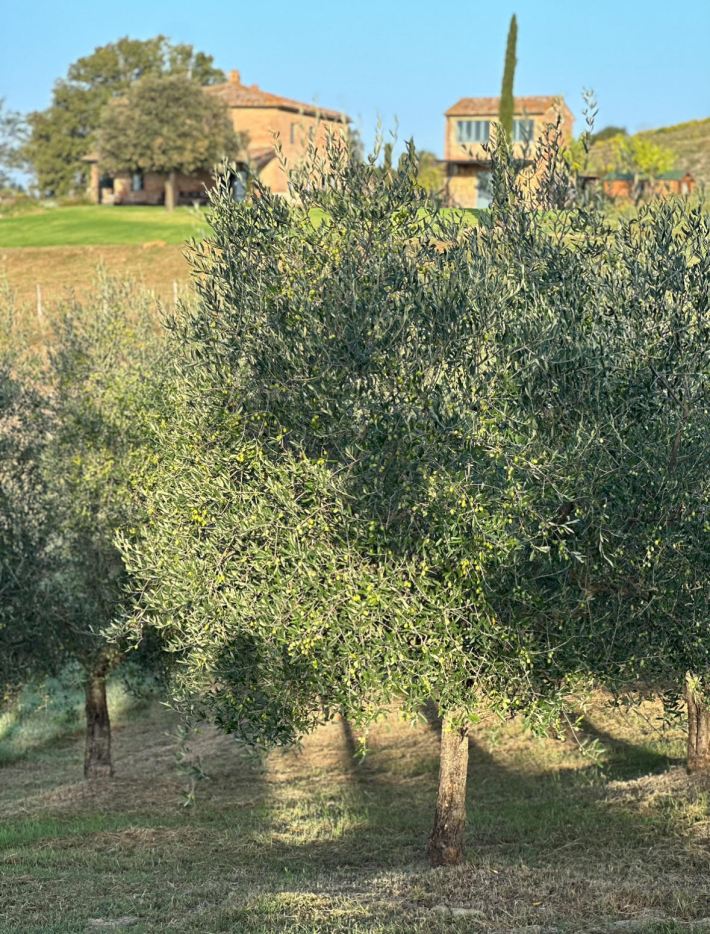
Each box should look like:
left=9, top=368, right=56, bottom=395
left=229, top=70, right=241, bottom=85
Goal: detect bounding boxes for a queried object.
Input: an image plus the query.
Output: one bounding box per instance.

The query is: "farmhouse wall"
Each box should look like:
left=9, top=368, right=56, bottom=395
left=105, top=171, right=213, bottom=206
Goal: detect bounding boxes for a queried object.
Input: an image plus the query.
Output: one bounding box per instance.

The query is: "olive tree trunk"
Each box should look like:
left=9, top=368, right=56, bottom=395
left=84, top=665, right=113, bottom=779
left=426, top=710, right=469, bottom=867
left=165, top=171, right=177, bottom=211
left=686, top=674, right=710, bottom=773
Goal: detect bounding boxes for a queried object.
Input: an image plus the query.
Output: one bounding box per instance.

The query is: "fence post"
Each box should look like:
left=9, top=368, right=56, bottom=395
left=36, top=284, right=43, bottom=320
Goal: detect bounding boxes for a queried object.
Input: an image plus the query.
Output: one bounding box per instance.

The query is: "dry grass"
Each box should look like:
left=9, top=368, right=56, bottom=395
left=0, top=243, right=191, bottom=308
left=0, top=687, right=708, bottom=933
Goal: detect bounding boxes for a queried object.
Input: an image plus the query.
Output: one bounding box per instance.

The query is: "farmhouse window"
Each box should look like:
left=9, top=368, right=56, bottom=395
left=456, top=120, right=490, bottom=144
left=131, top=171, right=145, bottom=192
left=512, top=119, right=534, bottom=142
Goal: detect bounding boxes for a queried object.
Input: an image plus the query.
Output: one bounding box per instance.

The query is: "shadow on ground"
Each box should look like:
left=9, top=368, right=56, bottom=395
left=0, top=694, right=707, bottom=932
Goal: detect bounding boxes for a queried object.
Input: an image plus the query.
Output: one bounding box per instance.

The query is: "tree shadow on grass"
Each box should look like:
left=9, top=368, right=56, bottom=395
left=414, top=701, right=694, bottom=869
left=571, top=714, right=684, bottom=780
left=3, top=699, right=705, bottom=933
left=245, top=699, right=693, bottom=885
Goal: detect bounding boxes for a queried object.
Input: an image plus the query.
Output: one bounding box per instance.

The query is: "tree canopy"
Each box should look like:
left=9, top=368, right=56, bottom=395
left=97, top=74, right=240, bottom=180
left=0, top=328, right=52, bottom=695
left=415, top=150, right=445, bottom=194
left=589, top=133, right=677, bottom=180
left=611, top=134, right=676, bottom=177
left=590, top=124, right=627, bottom=143
left=24, top=36, right=225, bottom=196
left=119, top=130, right=708, bottom=861
left=0, top=98, right=26, bottom=188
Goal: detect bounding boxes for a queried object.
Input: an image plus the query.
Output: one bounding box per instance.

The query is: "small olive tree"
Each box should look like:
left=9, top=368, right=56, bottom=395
left=40, top=279, right=169, bottom=777
left=572, top=198, right=709, bottom=770
left=122, top=130, right=709, bottom=865
left=0, top=279, right=167, bottom=778
left=0, top=323, right=54, bottom=697
left=98, top=74, right=242, bottom=209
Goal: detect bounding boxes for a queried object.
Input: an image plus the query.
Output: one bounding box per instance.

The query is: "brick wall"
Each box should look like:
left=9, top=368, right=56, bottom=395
left=446, top=165, right=482, bottom=209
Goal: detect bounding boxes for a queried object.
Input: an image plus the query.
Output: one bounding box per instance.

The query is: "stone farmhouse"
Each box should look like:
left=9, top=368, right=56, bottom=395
left=85, top=70, right=349, bottom=206
left=443, top=95, right=574, bottom=208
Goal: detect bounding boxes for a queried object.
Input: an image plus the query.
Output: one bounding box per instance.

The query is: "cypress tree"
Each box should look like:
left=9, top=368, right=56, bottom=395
left=499, top=14, right=518, bottom=139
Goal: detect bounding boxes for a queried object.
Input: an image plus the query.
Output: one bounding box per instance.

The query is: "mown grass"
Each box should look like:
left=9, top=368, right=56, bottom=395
left=0, top=685, right=707, bottom=933
left=0, top=205, right=207, bottom=247
left=0, top=673, right=134, bottom=766
left=0, top=201, right=482, bottom=250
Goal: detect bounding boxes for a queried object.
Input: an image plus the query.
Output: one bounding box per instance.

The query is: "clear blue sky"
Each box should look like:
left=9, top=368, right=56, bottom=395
left=2, top=0, right=709, bottom=157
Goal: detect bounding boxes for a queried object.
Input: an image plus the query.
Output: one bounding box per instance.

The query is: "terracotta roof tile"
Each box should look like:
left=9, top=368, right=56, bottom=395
left=207, top=70, right=348, bottom=122
left=445, top=95, right=570, bottom=117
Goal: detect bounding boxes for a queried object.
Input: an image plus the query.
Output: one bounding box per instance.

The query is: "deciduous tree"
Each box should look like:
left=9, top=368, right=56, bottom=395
left=590, top=125, right=627, bottom=143
left=97, top=74, right=242, bottom=209
left=415, top=150, right=445, bottom=194
left=0, top=99, right=26, bottom=188
left=608, top=135, right=677, bottom=198
left=24, top=37, right=224, bottom=196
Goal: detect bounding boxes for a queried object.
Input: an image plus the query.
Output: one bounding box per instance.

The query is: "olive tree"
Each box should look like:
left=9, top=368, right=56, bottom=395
left=572, top=198, right=709, bottom=770
left=0, top=321, right=54, bottom=698
left=121, top=129, right=709, bottom=865
left=0, top=280, right=167, bottom=779
left=42, top=279, right=170, bottom=777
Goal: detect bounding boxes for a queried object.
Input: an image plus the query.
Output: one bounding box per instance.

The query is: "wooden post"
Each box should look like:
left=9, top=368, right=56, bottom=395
left=36, top=284, right=43, bottom=320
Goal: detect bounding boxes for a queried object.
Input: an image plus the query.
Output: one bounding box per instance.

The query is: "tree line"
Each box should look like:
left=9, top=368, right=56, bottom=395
left=1, top=127, right=708, bottom=866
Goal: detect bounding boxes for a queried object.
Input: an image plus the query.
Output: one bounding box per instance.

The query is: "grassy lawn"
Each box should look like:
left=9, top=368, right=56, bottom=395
left=0, top=681, right=708, bottom=933
left=0, top=202, right=482, bottom=250
left=0, top=205, right=207, bottom=248
left=0, top=204, right=479, bottom=312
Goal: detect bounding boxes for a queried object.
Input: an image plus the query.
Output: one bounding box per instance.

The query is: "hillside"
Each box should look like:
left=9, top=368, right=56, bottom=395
left=590, top=117, right=710, bottom=187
